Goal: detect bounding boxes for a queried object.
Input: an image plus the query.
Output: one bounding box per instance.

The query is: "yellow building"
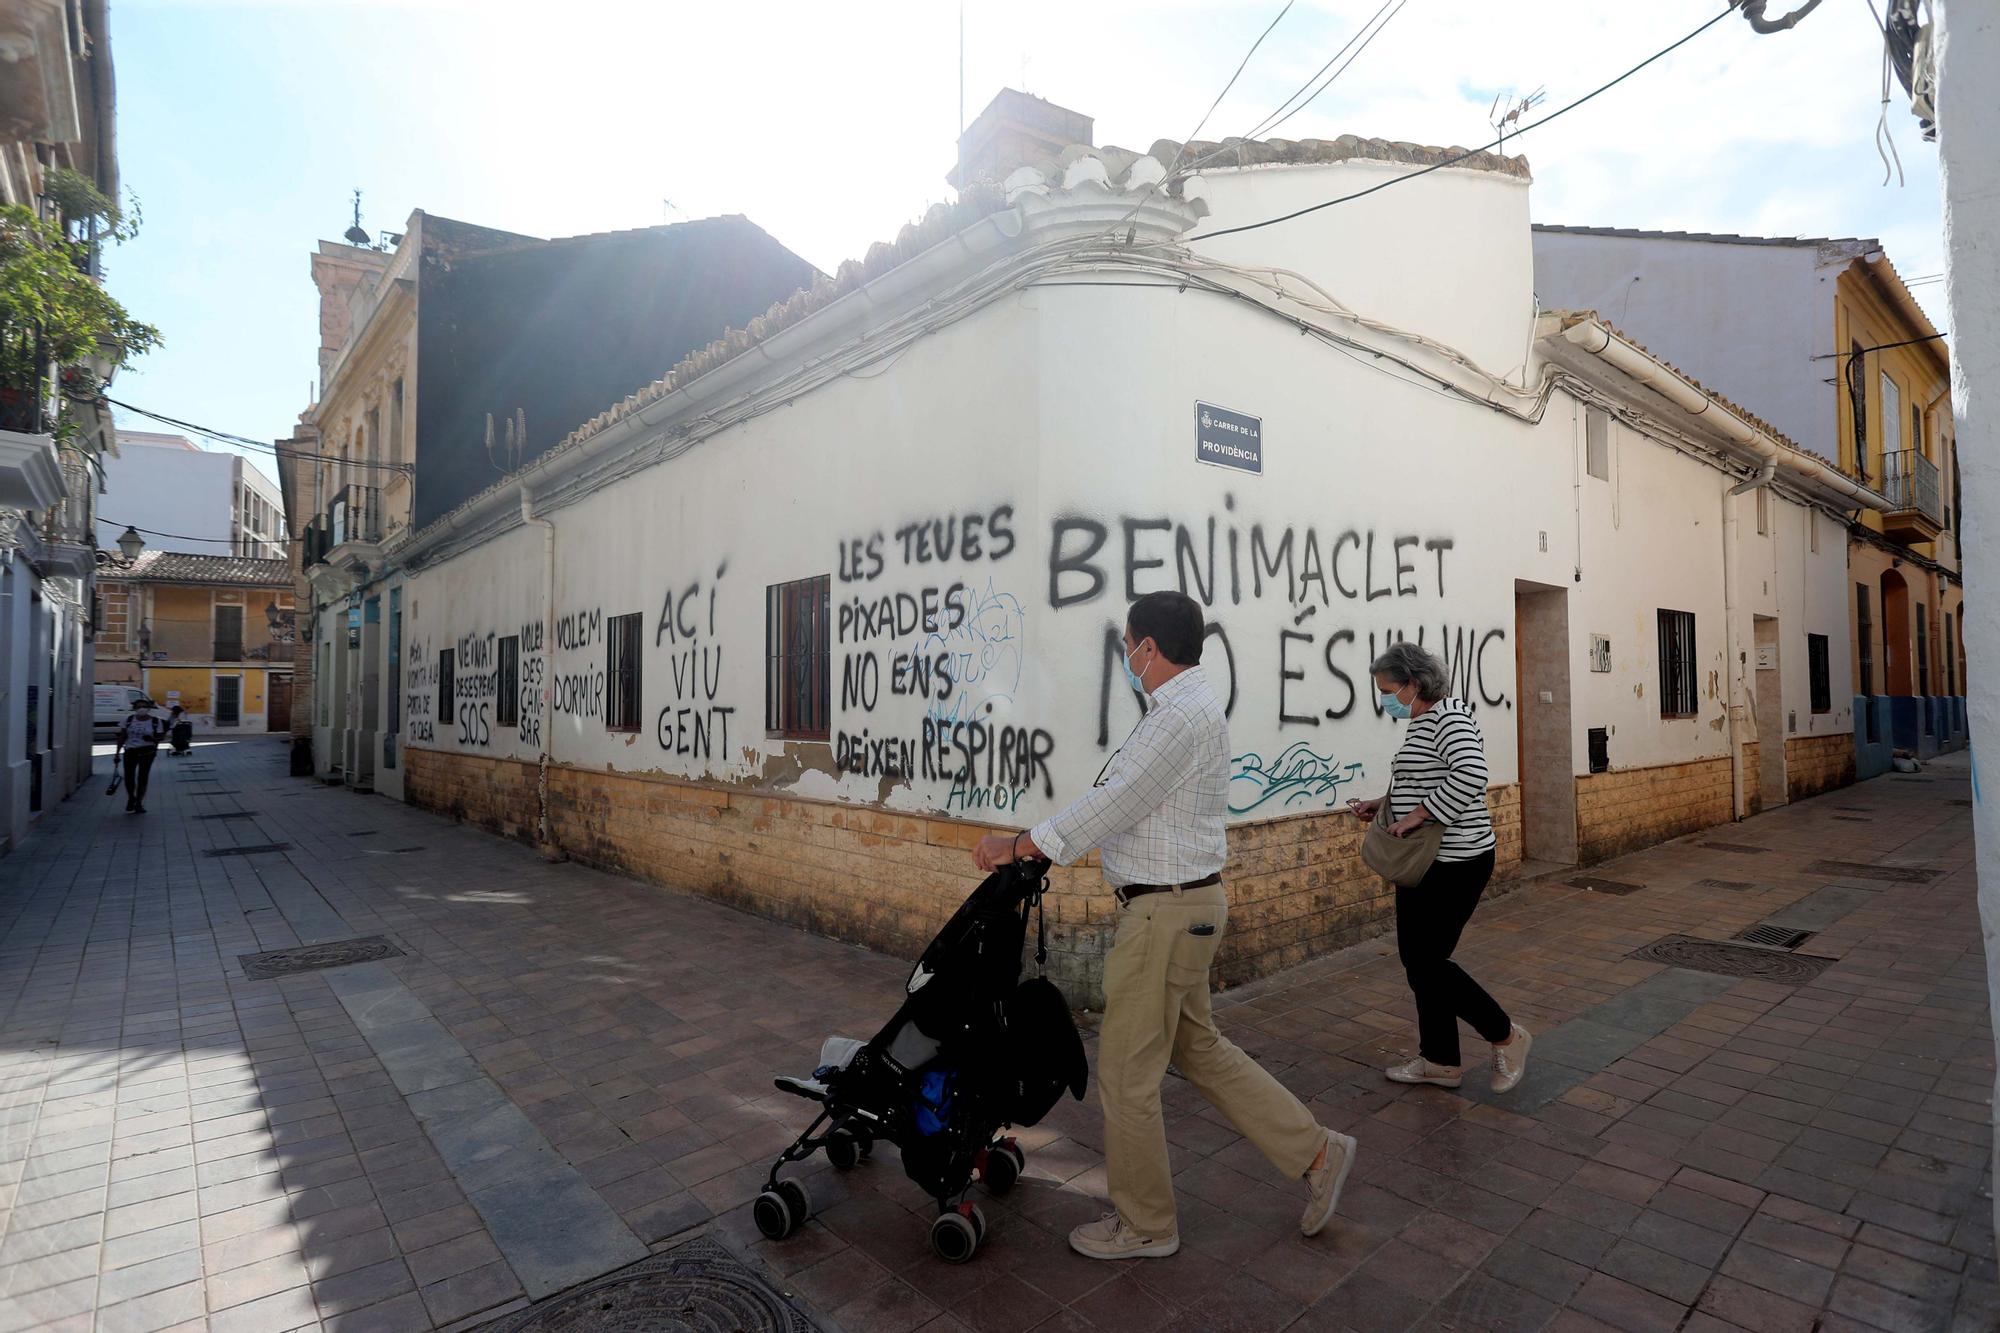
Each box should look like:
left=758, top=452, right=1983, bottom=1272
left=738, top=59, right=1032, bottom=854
left=1834, top=258, right=1964, bottom=715
left=96, top=553, right=296, bottom=733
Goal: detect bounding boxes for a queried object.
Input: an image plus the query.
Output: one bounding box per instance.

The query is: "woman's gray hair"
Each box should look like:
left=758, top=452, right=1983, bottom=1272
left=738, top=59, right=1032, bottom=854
left=1369, top=641, right=1449, bottom=702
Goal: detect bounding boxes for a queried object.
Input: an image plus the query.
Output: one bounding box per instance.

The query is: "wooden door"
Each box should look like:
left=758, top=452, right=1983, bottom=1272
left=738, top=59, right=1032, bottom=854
left=267, top=676, right=292, bottom=732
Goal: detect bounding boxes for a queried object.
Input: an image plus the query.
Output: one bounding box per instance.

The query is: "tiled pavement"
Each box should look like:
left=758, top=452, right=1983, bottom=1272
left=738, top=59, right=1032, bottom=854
left=0, top=738, right=1992, bottom=1332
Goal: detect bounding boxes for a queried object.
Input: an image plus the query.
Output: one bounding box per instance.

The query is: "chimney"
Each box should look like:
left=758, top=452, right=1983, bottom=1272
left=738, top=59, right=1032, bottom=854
left=949, top=89, right=1093, bottom=191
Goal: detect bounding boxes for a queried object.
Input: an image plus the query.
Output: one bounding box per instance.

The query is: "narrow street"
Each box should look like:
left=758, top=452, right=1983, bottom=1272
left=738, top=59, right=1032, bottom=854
left=0, top=739, right=1991, bottom=1332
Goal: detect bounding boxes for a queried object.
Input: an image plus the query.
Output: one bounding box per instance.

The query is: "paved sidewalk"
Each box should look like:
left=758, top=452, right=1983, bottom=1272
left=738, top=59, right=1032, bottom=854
left=0, top=739, right=1991, bottom=1331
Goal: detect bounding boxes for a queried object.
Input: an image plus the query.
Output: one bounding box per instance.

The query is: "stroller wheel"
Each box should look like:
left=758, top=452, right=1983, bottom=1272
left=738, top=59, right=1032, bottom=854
left=982, top=1146, right=1020, bottom=1197
left=753, top=1189, right=794, bottom=1241
left=930, top=1209, right=979, bottom=1264
left=826, top=1129, right=862, bottom=1170
left=777, top=1179, right=813, bottom=1229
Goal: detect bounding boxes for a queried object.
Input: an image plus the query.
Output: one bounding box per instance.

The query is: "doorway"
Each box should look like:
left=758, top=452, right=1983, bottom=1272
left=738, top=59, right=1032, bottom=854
left=1752, top=616, right=1786, bottom=811
left=1880, top=570, right=1912, bottom=695
left=1514, top=582, right=1577, bottom=865
left=267, top=675, right=292, bottom=732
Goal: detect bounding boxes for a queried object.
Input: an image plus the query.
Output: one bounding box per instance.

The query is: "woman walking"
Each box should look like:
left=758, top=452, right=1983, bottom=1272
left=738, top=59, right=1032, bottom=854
left=1348, top=643, right=1531, bottom=1093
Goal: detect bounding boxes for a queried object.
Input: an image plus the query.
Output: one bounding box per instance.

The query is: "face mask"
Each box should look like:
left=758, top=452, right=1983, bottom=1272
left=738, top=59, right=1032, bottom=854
left=1380, top=687, right=1412, bottom=720
left=1122, top=643, right=1149, bottom=696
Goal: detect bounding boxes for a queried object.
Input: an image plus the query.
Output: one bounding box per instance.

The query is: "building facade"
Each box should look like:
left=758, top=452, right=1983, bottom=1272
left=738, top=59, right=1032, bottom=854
left=1532, top=227, right=1965, bottom=775
left=94, top=552, right=295, bottom=733
left=283, top=209, right=819, bottom=795
left=295, top=107, right=1885, bottom=1001
left=97, top=430, right=287, bottom=559
left=0, top=0, right=120, bottom=850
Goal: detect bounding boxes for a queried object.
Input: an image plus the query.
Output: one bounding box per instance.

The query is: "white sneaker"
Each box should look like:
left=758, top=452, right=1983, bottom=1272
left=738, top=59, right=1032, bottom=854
left=1490, top=1024, right=1532, bottom=1094
left=1384, top=1056, right=1462, bottom=1088
left=1069, top=1212, right=1180, bottom=1260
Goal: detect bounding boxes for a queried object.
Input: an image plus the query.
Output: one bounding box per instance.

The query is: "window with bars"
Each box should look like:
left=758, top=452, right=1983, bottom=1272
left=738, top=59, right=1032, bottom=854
left=607, top=613, right=643, bottom=732
left=1916, top=602, right=1930, bottom=695
left=1856, top=585, right=1873, bottom=696
left=437, top=648, right=455, bottom=724
left=1945, top=612, right=1956, bottom=696
left=1808, top=634, right=1831, bottom=714
left=496, top=635, right=520, bottom=727
left=1657, top=609, right=1698, bottom=718
left=766, top=575, right=831, bottom=740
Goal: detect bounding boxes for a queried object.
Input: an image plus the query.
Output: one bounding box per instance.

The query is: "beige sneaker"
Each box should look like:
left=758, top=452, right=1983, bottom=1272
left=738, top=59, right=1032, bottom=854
left=1384, top=1055, right=1463, bottom=1088
left=1069, top=1212, right=1180, bottom=1260
left=1491, top=1023, right=1532, bottom=1093
left=1300, top=1128, right=1358, bottom=1237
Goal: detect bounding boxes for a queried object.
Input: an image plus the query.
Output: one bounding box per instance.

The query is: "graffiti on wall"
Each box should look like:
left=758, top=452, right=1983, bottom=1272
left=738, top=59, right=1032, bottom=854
left=1228, top=744, right=1367, bottom=815
left=655, top=562, right=735, bottom=762
left=455, top=630, right=497, bottom=747
left=518, top=620, right=545, bottom=749
left=550, top=605, right=606, bottom=721
left=405, top=643, right=437, bottom=744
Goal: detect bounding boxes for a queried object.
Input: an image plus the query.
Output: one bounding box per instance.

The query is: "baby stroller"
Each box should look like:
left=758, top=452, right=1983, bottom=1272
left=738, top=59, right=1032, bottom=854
left=759, top=859, right=1087, bottom=1262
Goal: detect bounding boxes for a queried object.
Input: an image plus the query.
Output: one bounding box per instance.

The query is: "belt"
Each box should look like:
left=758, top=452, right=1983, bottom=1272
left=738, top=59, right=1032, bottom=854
left=1115, top=872, right=1221, bottom=906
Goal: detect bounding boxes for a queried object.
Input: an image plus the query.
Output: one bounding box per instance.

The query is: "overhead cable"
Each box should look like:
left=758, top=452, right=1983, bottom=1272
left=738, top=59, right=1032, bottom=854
left=1167, top=3, right=1743, bottom=245
left=105, top=396, right=415, bottom=475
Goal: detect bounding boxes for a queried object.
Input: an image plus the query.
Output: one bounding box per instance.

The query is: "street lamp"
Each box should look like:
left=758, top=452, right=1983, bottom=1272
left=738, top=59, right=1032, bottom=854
left=95, top=525, right=145, bottom=570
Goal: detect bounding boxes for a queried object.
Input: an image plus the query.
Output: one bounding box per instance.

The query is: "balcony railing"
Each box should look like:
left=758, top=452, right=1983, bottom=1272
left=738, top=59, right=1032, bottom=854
left=327, top=484, right=382, bottom=549
left=1881, top=449, right=1943, bottom=526
left=302, top=516, right=329, bottom=565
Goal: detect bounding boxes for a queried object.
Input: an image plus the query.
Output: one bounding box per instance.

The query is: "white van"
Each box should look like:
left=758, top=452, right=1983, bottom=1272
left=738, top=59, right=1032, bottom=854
left=94, top=685, right=146, bottom=737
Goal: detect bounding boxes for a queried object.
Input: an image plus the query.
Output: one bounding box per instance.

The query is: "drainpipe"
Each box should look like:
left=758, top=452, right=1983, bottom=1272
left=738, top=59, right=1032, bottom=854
left=520, top=486, right=559, bottom=854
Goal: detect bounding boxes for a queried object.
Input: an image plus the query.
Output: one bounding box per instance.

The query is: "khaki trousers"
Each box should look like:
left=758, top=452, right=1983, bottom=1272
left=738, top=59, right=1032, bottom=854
left=1098, top=882, right=1324, bottom=1237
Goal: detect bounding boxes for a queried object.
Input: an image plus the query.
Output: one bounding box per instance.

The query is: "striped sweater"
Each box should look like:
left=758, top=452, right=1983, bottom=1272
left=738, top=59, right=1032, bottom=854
left=1386, top=697, right=1496, bottom=862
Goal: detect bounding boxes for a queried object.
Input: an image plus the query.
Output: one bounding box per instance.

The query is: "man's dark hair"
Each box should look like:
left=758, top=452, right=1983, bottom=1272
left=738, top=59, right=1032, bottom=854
left=1127, top=590, right=1206, bottom=665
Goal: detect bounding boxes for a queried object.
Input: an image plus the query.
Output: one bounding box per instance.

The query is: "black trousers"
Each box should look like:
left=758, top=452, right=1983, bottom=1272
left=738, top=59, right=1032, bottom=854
left=1395, top=850, right=1509, bottom=1066
left=123, top=747, right=157, bottom=806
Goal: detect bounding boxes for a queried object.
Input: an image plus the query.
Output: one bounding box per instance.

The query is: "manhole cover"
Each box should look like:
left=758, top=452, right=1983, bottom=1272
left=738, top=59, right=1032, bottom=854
left=204, top=843, right=291, bottom=857
left=485, top=1237, right=815, bottom=1332
left=1696, top=878, right=1757, bottom=890
left=1568, top=876, right=1643, bottom=895
left=1701, top=842, right=1765, bottom=855
left=1734, top=924, right=1815, bottom=950
left=239, top=935, right=406, bottom=980
left=196, top=812, right=258, bottom=821
left=1630, top=935, right=1833, bottom=983
left=1804, top=860, right=1940, bottom=884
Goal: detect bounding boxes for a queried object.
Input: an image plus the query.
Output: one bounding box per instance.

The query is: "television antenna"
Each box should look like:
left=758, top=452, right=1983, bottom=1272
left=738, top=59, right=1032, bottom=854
left=1488, top=87, right=1546, bottom=153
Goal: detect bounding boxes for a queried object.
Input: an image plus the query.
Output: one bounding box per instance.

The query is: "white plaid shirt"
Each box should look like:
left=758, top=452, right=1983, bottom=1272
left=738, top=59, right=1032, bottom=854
left=1031, top=668, right=1229, bottom=889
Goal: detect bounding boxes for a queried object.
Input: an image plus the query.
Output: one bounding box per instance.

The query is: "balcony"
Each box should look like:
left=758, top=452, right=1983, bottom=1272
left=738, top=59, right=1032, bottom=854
left=325, top=484, right=382, bottom=571
left=0, top=428, right=61, bottom=511
left=1880, top=449, right=1943, bottom=544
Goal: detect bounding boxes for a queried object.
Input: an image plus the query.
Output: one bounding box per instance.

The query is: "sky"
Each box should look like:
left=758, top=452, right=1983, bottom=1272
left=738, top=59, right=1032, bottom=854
left=102, top=0, right=1944, bottom=493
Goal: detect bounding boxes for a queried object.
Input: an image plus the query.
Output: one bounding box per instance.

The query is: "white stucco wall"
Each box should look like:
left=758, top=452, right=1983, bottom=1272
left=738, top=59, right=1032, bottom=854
left=1531, top=232, right=1839, bottom=462
left=99, top=437, right=268, bottom=555
left=327, top=247, right=1851, bottom=830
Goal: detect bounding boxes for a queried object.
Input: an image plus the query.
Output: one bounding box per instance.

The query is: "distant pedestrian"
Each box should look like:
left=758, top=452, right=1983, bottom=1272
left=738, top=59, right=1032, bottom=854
left=1346, top=642, right=1531, bottom=1093
left=167, top=704, right=193, bottom=756
left=114, top=697, right=167, bottom=814
left=973, top=590, right=1357, bottom=1260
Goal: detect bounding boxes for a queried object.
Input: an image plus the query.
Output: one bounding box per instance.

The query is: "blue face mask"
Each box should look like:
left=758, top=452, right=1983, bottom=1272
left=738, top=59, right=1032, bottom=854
left=1122, top=643, right=1149, bottom=696
left=1380, top=688, right=1412, bottom=720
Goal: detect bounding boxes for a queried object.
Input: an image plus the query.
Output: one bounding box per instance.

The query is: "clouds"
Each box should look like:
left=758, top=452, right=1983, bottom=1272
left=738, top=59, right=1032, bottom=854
left=106, top=0, right=1945, bottom=476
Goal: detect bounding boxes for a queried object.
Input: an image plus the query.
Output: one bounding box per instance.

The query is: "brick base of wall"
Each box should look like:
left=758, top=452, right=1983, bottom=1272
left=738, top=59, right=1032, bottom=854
left=1786, top=733, right=1855, bottom=802
left=402, top=749, right=1522, bottom=1006
left=1575, top=756, right=1734, bottom=863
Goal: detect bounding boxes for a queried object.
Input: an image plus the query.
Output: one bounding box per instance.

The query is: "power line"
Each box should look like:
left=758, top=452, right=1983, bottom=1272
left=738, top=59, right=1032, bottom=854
left=1810, top=331, right=1949, bottom=362
left=1173, top=3, right=1742, bottom=245
left=1242, top=0, right=1408, bottom=144
left=104, top=396, right=415, bottom=475
left=100, top=520, right=289, bottom=547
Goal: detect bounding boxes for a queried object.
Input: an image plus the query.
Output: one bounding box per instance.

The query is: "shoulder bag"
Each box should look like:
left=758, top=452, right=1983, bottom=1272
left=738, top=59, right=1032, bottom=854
left=1361, top=792, right=1445, bottom=887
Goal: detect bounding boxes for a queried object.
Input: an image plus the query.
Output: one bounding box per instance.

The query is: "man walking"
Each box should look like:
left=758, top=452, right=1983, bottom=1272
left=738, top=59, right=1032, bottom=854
left=115, top=697, right=167, bottom=813
left=973, top=590, right=1357, bottom=1260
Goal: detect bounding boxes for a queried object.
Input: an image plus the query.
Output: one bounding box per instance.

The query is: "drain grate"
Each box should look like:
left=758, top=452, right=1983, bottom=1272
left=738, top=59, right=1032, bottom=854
left=1831, top=816, right=1872, bottom=823
left=1696, top=878, right=1757, bottom=891
left=204, top=843, right=290, bottom=857
left=1701, top=842, right=1765, bottom=855
left=1568, top=876, right=1643, bottom=895
left=189, top=788, right=241, bottom=795
left=486, top=1237, right=814, bottom=1332
left=1631, top=934, right=1833, bottom=984
left=1950, top=799, right=1973, bottom=807
left=239, top=935, right=405, bottom=980
left=346, top=830, right=380, bottom=837
left=1734, top=924, right=1816, bottom=950
left=196, top=812, right=258, bottom=821
left=1805, top=860, right=1940, bottom=884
